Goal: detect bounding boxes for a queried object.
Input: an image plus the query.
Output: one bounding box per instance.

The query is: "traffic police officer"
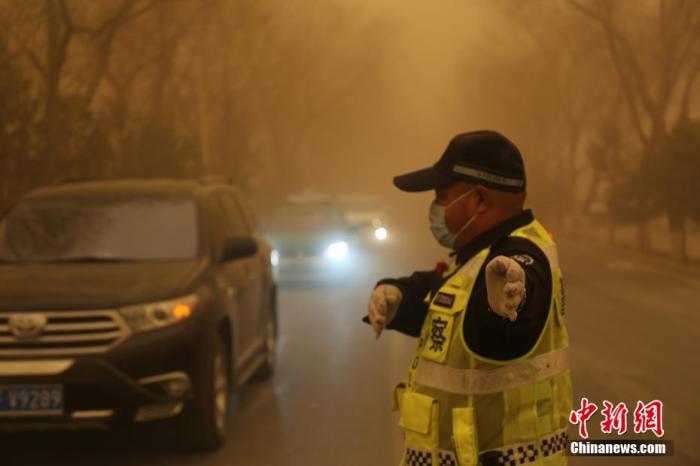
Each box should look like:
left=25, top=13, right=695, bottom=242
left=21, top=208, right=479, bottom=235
left=367, top=130, right=572, bottom=466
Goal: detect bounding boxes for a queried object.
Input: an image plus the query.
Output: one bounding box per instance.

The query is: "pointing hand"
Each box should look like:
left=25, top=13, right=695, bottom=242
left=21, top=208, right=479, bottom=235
left=368, top=284, right=403, bottom=338
left=485, top=256, right=526, bottom=322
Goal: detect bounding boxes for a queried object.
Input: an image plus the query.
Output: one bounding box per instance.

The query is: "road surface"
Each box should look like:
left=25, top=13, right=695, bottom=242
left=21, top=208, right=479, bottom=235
left=2, top=236, right=698, bottom=465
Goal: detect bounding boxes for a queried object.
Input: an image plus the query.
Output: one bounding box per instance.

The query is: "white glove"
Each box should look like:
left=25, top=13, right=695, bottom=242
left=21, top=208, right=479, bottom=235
left=485, top=256, right=526, bottom=322
left=368, top=284, right=403, bottom=338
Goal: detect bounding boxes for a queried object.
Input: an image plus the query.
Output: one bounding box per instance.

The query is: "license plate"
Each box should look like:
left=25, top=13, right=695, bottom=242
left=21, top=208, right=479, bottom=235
left=0, top=385, right=64, bottom=416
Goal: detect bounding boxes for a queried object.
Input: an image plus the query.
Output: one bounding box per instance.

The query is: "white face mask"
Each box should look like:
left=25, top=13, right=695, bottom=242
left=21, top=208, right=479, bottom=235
left=429, top=189, right=479, bottom=249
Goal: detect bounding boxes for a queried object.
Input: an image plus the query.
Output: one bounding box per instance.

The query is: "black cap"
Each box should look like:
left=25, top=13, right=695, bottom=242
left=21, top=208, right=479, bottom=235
left=393, top=130, right=526, bottom=192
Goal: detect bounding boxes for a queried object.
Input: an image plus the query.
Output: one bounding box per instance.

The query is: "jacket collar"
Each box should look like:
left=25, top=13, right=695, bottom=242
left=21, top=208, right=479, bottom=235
left=452, top=209, right=535, bottom=265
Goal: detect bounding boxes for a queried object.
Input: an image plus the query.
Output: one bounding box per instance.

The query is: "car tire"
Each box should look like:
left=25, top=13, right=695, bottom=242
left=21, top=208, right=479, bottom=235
left=177, top=332, right=231, bottom=451
left=253, top=294, right=278, bottom=382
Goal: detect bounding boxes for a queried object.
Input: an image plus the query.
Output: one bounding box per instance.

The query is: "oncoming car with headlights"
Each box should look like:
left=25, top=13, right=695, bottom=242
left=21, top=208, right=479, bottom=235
left=336, top=194, right=392, bottom=248
left=263, top=198, right=357, bottom=284
left=0, top=178, right=277, bottom=450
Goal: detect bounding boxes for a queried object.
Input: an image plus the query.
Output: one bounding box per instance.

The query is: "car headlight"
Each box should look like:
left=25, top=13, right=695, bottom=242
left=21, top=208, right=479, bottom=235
left=271, top=249, right=280, bottom=267
left=119, top=295, right=199, bottom=333
left=325, top=241, right=349, bottom=260
left=374, top=227, right=388, bottom=241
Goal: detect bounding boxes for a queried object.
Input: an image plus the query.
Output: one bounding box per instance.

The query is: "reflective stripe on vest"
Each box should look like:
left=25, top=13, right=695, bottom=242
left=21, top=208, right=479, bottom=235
left=414, top=348, right=569, bottom=395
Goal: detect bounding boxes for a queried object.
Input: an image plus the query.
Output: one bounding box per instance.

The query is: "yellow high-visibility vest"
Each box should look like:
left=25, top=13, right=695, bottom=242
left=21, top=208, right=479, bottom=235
left=396, top=219, right=572, bottom=466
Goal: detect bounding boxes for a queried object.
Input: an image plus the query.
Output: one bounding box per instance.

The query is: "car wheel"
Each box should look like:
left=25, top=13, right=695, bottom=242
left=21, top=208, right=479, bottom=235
left=178, top=333, right=231, bottom=451
left=253, top=301, right=278, bottom=381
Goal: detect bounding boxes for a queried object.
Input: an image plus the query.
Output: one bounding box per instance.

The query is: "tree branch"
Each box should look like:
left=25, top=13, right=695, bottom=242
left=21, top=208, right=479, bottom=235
left=81, top=0, right=184, bottom=107
left=0, top=14, right=47, bottom=79
left=679, top=54, right=700, bottom=120
left=657, top=1, right=700, bottom=124
left=568, top=0, right=657, bottom=113
left=121, top=0, right=183, bottom=24
left=57, top=0, right=72, bottom=30
left=599, top=3, right=659, bottom=130
left=52, top=0, right=74, bottom=77
left=603, top=22, right=650, bottom=145
left=568, top=0, right=653, bottom=144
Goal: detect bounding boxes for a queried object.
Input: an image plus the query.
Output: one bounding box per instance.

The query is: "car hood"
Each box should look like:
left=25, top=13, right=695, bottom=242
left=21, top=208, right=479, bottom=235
left=0, top=259, right=209, bottom=310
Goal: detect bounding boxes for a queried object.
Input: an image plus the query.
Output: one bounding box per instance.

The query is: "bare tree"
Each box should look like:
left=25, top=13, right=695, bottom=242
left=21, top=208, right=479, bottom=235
left=502, top=2, right=618, bottom=221
left=0, top=0, right=398, bottom=206
left=0, top=0, right=170, bottom=179
left=568, top=0, right=700, bottom=258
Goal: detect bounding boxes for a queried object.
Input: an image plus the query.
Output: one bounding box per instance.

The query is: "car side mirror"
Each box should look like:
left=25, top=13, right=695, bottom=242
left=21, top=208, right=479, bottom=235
left=221, top=236, right=258, bottom=262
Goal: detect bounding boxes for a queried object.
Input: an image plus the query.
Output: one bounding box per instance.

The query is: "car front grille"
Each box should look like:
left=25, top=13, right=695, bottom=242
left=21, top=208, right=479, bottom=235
left=0, top=310, right=130, bottom=356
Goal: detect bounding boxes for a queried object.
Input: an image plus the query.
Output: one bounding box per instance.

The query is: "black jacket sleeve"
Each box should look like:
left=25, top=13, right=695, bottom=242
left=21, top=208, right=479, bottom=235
left=462, top=236, right=552, bottom=361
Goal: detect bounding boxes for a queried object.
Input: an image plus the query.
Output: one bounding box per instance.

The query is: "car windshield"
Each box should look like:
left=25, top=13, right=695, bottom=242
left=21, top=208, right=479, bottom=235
left=266, top=203, right=345, bottom=232
left=0, top=196, right=199, bottom=262
left=339, top=200, right=385, bottom=226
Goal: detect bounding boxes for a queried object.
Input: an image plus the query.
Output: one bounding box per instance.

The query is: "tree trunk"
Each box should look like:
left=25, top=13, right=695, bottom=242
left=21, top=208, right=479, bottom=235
left=637, top=219, right=650, bottom=253
left=607, top=216, right=615, bottom=246
left=668, top=214, right=688, bottom=264
left=195, top=64, right=212, bottom=174
left=45, top=0, right=60, bottom=179
left=565, top=131, right=579, bottom=215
